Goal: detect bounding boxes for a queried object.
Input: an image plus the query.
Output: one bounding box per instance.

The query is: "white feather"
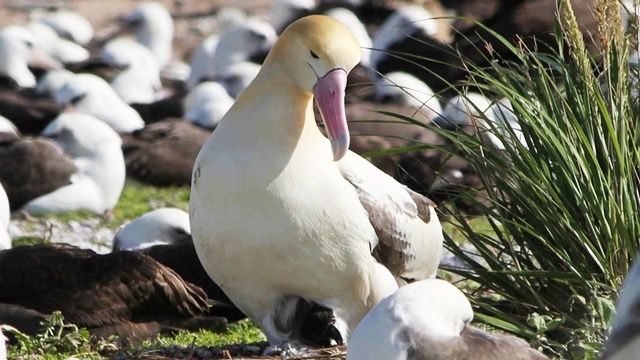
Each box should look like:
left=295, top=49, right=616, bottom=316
left=113, top=208, right=190, bottom=251
left=55, top=74, right=144, bottom=132
left=347, top=279, right=473, bottom=360
left=25, top=113, right=125, bottom=215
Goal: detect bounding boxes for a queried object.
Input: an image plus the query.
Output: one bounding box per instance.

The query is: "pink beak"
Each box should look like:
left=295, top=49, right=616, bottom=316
left=313, top=69, right=349, bottom=161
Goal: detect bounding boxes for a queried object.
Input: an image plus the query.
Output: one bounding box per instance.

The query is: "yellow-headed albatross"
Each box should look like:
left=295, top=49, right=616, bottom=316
left=347, top=279, right=548, bottom=360
left=191, top=15, right=444, bottom=347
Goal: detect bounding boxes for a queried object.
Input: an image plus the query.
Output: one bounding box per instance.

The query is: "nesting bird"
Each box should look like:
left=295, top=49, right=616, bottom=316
left=183, top=81, right=234, bottom=128
left=113, top=208, right=191, bottom=251
left=0, top=25, right=61, bottom=88
left=55, top=73, right=144, bottom=132
left=191, top=15, right=444, bottom=347
left=118, top=2, right=174, bottom=68
left=347, top=279, right=548, bottom=360
left=100, top=38, right=162, bottom=104
left=20, top=113, right=125, bottom=215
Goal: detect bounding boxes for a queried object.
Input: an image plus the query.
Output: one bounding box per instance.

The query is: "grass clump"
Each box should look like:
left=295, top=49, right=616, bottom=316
left=380, top=0, right=639, bottom=358
left=141, top=319, right=266, bottom=349
left=4, top=312, right=117, bottom=360
left=424, top=1, right=640, bottom=357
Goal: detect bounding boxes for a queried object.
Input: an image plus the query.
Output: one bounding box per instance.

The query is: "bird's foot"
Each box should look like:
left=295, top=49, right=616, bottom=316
left=263, top=341, right=308, bottom=357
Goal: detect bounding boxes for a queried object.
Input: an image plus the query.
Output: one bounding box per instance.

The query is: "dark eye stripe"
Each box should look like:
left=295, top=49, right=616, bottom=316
left=310, top=50, right=319, bottom=59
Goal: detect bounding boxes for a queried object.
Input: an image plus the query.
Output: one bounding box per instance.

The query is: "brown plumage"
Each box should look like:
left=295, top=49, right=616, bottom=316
left=141, top=241, right=247, bottom=322
left=141, top=241, right=345, bottom=346
left=0, top=244, right=210, bottom=341
left=412, top=326, right=549, bottom=360
left=0, top=135, right=77, bottom=211
left=0, top=87, right=63, bottom=135
left=121, top=120, right=210, bottom=186
left=130, top=92, right=185, bottom=124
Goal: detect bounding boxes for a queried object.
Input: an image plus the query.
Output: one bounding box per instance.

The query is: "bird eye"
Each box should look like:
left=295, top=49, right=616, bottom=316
left=310, top=50, right=319, bottom=59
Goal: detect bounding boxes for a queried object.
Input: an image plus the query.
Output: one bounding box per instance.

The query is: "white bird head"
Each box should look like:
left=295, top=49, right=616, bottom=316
left=35, top=69, right=75, bottom=98
left=213, top=18, right=276, bottom=75
left=375, top=71, right=442, bottom=116
left=371, top=5, right=438, bottom=71
left=55, top=74, right=144, bottom=132
left=269, top=0, right=316, bottom=33
left=432, top=92, right=494, bottom=128
left=113, top=208, right=191, bottom=251
left=119, top=2, right=174, bottom=67
left=35, top=10, right=94, bottom=45
left=101, top=38, right=162, bottom=104
left=0, top=115, right=18, bottom=136
left=0, top=25, right=61, bottom=87
left=347, top=279, right=473, bottom=360
left=184, top=81, right=234, bottom=128
left=216, top=61, right=261, bottom=98
left=43, top=113, right=123, bottom=158
left=26, top=22, right=89, bottom=64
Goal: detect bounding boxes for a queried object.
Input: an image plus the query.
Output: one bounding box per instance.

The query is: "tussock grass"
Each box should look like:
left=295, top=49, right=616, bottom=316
left=379, top=0, right=638, bottom=358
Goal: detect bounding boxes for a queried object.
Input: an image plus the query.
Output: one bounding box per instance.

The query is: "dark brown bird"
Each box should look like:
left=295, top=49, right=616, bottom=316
left=121, top=119, right=210, bottom=186
left=140, top=241, right=343, bottom=347
left=141, top=241, right=246, bottom=323
left=0, top=86, right=63, bottom=135
left=0, top=135, right=76, bottom=211
left=0, top=244, right=213, bottom=342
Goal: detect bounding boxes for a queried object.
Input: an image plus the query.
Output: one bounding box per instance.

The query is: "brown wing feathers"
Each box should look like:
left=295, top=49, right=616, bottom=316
left=0, top=244, right=207, bottom=331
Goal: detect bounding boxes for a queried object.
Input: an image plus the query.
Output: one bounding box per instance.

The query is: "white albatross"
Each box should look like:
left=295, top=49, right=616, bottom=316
left=24, top=113, right=125, bottom=215
left=190, top=15, right=444, bottom=347
left=112, top=208, right=191, bottom=251
left=347, top=279, right=549, bottom=360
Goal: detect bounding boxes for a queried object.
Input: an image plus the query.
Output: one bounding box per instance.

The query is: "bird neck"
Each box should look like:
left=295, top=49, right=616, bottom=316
left=230, top=64, right=321, bottom=149
left=75, top=146, right=125, bottom=206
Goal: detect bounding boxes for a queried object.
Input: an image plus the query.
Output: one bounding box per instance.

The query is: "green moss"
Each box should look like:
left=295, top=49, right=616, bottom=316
left=141, top=320, right=266, bottom=348
left=11, top=236, right=48, bottom=247
left=108, top=180, right=190, bottom=228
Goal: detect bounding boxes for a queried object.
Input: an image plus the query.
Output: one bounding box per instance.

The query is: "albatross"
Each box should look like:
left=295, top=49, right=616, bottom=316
left=191, top=15, right=444, bottom=347
left=347, top=279, right=549, bottom=360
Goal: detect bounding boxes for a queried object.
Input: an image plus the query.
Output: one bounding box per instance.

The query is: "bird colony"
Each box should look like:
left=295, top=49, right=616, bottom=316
left=0, top=0, right=637, bottom=359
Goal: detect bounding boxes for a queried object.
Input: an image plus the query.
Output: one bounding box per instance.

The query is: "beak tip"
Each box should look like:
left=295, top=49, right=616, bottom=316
left=331, top=133, right=349, bottom=162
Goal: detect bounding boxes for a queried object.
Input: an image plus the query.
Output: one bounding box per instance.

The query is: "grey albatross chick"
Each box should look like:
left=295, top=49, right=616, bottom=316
left=347, top=279, right=548, bottom=360
left=122, top=119, right=210, bottom=186
left=0, top=243, right=211, bottom=343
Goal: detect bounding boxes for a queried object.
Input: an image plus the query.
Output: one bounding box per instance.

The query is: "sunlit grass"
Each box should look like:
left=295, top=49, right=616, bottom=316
left=141, top=320, right=266, bottom=349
